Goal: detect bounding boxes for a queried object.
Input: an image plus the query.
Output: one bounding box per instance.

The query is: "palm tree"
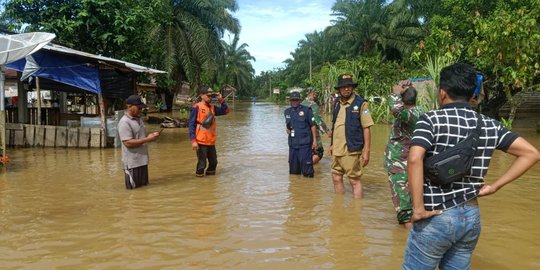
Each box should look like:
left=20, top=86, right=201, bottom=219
left=330, top=0, right=389, bottom=57
left=382, top=0, right=425, bottom=60
left=283, top=28, right=341, bottom=87
left=329, top=0, right=425, bottom=61
left=149, top=0, right=240, bottom=93
left=221, top=34, right=256, bottom=97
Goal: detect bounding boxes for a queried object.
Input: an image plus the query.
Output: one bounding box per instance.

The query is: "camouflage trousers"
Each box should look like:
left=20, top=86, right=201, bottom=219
left=387, top=171, right=412, bottom=224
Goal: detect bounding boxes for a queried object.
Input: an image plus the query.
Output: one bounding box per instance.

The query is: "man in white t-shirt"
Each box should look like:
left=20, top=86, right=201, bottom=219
left=118, top=95, right=160, bottom=189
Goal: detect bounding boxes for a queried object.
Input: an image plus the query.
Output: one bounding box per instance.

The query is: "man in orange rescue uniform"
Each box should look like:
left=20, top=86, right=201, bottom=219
left=188, top=87, right=230, bottom=177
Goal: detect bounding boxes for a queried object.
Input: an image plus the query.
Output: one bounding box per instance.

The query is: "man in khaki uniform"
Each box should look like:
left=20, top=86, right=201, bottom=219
left=329, top=74, right=374, bottom=198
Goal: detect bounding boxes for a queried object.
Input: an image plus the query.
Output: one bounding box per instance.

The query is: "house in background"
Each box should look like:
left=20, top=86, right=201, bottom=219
left=4, top=41, right=165, bottom=148
left=173, top=81, right=192, bottom=109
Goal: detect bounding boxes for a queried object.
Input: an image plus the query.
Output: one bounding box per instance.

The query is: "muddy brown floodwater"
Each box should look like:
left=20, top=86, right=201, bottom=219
left=1, top=102, right=539, bottom=269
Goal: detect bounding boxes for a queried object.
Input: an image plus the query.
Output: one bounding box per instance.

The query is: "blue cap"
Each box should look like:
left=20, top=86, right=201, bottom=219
left=199, top=86, right=216, bottom=95
left=126, top=95, right=147, bottom=108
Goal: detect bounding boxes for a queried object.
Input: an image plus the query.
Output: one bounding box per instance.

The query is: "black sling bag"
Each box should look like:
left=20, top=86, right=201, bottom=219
left=424, top=113, right=483, bottom=186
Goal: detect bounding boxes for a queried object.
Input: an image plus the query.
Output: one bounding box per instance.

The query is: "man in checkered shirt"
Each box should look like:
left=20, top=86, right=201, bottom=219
left=402, top=63, right=540, bottom=269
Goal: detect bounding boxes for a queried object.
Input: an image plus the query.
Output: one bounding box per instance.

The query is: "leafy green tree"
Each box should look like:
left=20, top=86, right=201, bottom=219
left=411, top=0, right=540, bottom=124
left=331, top=0, right=389, bottom=57
left=252, top=69, right=288, bottom=102
left=253, top=71, right=273, bottom=98
left=2, top=0, right=243, bottom=94
left=2, top=0, right=156, bottom=62
left=384, top=0, right=426, bottom=60
left=220, top=34, right=255, bottom=97
left=283, top=28, right=341, bottom=87
left=469, top=0, right=540, bottom=123
left=310, top=56, right=410, bottom=121
left=148, top=0, right=240, bottom=93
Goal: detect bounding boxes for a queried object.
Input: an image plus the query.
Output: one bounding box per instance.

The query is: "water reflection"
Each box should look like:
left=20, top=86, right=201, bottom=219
left=0, top=102, right=538, bottom=269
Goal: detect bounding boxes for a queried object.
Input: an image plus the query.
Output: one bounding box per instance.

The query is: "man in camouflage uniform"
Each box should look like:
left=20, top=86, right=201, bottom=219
left=301, top=88, right=329, bottom=164
left=383, top=81, right=422, bottom=229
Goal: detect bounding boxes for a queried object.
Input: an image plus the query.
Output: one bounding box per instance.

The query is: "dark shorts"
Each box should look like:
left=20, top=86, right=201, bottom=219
left=124, top=165, right=149, bottom=189
left=289, top=146, right=314, bottom=177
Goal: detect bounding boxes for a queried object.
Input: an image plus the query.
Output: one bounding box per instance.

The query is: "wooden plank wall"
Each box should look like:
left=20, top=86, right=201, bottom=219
left=68, top=128, right=79, bottom=147
left=56, top=127, right=68, bottom=147
left=44, top=126, right=56, bottom=147
left=6, top=124, right=109, bottom=148
left=34, top=126, right=45, bottom=147
left=90, top=128, right=101, bottom=148
left=79, top=127, right=90, bottom=148
left=24, top=124, right=35, bottom=146
left=6, top=123, right=23, bottom=147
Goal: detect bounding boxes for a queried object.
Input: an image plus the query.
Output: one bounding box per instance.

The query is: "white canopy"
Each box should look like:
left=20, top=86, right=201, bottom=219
left=0, top=32, right=56, bottom=65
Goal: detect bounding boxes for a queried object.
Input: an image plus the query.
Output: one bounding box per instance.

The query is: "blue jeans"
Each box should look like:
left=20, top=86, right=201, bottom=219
left=402, top=205, right=481, bottom=270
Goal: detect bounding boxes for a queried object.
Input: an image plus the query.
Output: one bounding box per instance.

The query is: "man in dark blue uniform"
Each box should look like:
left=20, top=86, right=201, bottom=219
left=284, top=91, right=318, bottom=177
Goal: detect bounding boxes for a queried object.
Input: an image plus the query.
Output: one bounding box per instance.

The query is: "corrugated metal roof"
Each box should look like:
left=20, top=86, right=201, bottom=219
left=42, top=43, right=166, bottom=74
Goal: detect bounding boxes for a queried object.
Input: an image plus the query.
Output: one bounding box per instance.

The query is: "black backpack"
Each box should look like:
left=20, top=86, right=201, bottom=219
left=424, top=113, right=483, bottom=186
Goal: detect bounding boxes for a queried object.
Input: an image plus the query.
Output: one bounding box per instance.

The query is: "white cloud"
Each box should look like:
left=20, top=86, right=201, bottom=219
left=233, top=0, right=334, bottom=75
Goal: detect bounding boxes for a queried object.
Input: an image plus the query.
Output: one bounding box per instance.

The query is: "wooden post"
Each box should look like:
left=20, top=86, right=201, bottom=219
left=17, top=72, right=28, bottom=124
left=0, top=111, right=5, bottom=156
left=36, top=77, right=42, bottom=125
left=0, top=68, right=5, bottom=156
left=98, top=93, right=107, bottom=147
left=82, top=94, right=86, bottom=115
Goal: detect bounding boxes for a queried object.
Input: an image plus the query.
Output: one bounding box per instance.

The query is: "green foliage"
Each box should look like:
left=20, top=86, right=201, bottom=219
left=178, top=108, right=190, bottom=120
left=264, top=0, right=540, bottom=125
left=408, top=0, right=540, bottom=120
left=309, top=56, right=415, bottom=116
left=283, top=29, right=342, bottom=87
left=367, top=96, right=391, bottom=124
left=470, top=1, right=540, bottom=86
left=4, top=0, right=539, bottom=124
left=281, top=0, right=425, bottom=88
left=318, top=57, right=404, bottom=94
left=148, top=0, right=240, bottom=92
left=418, top=55, right=456, bottom=110
left=3, top=0, right=157, bottom=62
left=500, top=117, right=513, bottom=130
left=220, top=34, right=255, bottom=97
left=467, top=0, right=540, bottom=122
left=331, top=0, right=389, bottom=57
left=410, top=23, right=463, bottom=66
left=1, top=0, right=242, bottom=95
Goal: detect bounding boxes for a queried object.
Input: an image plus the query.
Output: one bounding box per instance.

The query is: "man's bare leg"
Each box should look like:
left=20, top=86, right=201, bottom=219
left=332, top=173, right=345, bottom=194
left=349, top=177, right=363, bottom=199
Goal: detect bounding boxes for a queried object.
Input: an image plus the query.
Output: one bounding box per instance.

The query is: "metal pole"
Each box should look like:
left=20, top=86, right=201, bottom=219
left=269, top=75, right=272, bottom=98
left=309, top=46, right=312, bottom=82
left=98, top=93, right=107, bottom=147
left=0, top=67, right=4, bottom=112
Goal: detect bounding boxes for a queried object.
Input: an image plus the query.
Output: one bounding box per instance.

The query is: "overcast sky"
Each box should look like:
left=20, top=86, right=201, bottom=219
left=233, top=0, right=335, bottom=75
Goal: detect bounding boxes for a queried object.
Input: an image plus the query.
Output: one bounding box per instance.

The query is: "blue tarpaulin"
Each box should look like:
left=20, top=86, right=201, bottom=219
left=5, top=50, right=101, bottom=94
